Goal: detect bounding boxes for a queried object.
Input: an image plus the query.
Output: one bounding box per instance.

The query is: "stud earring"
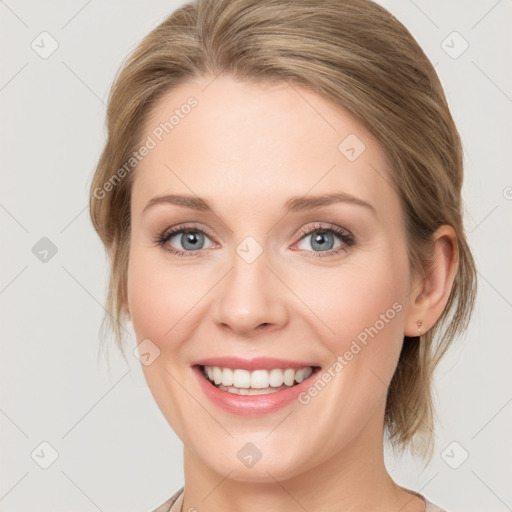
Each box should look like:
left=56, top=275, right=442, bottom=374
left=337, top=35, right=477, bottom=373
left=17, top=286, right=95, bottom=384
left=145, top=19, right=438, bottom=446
left=417, top=320, right=423, bottom=336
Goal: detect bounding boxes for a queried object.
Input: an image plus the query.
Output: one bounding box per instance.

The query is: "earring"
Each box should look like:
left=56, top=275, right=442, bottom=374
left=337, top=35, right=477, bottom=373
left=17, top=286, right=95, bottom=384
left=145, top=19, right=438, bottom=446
left=417, top=320, right=423, bottom=336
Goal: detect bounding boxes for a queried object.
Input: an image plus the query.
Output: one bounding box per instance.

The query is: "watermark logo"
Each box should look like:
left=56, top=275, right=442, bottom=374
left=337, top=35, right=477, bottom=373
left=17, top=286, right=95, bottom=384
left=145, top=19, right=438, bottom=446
left=338, top=134, right=366, bottom=162
left=441, top=31, right=469, bottom=59
left=236, top=236, right=264, bottom=264
left=32, top=237, right=58, bottom=263
left=133, top=338, right=161, bottom=366
left=441, top=441, right=469, bottom=469
left=31, top=31, right=59, bottom=59
left=237, top=442, right=263, bottom=468
left=31, top=441, right=59, bottom=469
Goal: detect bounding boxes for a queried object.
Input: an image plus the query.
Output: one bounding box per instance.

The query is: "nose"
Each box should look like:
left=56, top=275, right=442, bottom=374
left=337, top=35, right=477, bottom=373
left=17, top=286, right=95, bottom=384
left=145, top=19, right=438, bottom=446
left=212, top=248, right=289, bottom=336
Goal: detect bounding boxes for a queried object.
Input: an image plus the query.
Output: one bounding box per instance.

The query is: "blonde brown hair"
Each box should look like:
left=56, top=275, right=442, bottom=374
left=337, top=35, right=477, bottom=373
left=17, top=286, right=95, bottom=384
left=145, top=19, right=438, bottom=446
left=89, top=0, right=477, bottom=461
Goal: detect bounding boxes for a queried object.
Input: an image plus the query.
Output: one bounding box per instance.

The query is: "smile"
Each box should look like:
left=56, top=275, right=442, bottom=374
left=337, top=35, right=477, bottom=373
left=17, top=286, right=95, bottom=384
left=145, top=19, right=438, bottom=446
left=202, top=365, right=314, bottom=395
left=192, top=358, right=322, bottom=415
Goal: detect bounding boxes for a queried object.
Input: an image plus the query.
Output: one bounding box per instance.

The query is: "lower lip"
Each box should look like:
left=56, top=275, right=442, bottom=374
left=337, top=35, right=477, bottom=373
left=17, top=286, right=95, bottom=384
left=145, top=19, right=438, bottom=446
left=192, top=365, right=319, bottom=416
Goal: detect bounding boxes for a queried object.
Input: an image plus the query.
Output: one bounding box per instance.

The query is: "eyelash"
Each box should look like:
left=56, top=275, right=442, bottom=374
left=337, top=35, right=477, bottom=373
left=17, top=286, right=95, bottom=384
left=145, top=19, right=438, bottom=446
left=153, top=222, right=355, bottom=259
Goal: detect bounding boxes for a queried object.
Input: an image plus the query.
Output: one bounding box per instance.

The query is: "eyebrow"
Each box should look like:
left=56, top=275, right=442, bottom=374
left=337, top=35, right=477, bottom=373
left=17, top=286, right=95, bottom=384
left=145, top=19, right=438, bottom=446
left=142, top=192, right=376, bottom=216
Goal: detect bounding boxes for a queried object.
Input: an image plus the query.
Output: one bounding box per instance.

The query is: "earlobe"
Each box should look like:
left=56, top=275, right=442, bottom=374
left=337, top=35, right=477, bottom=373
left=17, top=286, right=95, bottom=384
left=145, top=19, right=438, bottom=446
left=404, top=225, right=458, bottom=338
left=416, top=320, right=424, bottom=336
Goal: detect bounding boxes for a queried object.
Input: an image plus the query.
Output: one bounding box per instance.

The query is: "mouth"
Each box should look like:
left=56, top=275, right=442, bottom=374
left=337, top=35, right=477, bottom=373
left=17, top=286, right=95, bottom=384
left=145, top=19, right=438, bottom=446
left=195, top=364, right=322, bottom=396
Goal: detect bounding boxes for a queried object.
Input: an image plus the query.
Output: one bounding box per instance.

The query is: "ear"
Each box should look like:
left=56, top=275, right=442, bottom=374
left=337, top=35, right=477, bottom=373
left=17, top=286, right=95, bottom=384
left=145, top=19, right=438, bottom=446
left=404, top=225, right=459, bottom=337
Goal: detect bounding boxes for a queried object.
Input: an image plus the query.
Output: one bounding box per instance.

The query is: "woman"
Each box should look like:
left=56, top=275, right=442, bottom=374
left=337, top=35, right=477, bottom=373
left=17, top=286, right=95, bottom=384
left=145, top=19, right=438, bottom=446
left=89, top=0, right=477, bottom=510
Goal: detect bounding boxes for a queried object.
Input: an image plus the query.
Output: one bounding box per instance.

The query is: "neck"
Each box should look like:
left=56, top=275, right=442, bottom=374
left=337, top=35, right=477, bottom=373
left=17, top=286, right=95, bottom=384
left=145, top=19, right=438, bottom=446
left=179, top=408, right=424, bottom=512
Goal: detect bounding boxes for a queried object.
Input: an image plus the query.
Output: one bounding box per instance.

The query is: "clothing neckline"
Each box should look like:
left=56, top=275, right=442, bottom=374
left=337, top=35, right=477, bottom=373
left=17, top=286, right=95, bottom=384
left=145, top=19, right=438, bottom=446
left=161, top=485, right=434, bottom=512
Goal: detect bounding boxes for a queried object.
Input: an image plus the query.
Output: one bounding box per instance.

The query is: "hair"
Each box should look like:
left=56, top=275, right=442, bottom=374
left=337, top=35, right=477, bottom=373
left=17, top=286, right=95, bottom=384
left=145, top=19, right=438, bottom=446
left=89, top=0, right=477, bottom=462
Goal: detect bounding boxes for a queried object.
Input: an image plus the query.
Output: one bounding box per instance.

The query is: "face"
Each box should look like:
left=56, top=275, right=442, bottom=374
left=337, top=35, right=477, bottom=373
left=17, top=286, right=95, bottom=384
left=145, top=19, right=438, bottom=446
left=126, top=75, right=414, bottom=482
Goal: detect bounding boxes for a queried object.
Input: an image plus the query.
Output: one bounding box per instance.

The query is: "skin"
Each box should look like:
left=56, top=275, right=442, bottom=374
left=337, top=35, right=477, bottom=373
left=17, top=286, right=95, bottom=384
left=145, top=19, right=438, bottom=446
left=125, top=75, right=458, bottom=512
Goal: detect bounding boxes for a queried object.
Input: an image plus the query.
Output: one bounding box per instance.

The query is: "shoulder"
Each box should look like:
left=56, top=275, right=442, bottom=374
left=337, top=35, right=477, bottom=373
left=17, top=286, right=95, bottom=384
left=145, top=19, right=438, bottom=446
left=424, top=496, right=450, bottom=512
left=150, top=487, right=184, bottom=512
left=400, top=486, right=449, bottom=512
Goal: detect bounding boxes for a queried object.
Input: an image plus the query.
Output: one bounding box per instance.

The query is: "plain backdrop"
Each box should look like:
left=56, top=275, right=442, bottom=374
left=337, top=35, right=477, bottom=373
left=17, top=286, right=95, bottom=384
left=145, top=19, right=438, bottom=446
left=1, top=1, right=511, bottom=511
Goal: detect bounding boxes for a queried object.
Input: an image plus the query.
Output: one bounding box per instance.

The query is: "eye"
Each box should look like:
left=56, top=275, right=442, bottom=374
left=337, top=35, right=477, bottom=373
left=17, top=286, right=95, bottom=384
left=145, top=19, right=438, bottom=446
left=154, top=224, right=215, bottom=256
left=293, top=223, right=355, bottom=258
left=154, top=222, right=355, bottom=258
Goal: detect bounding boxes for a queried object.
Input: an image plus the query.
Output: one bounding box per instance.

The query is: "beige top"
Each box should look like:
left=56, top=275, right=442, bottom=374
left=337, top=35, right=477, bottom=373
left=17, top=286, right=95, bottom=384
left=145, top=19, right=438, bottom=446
left=151, top=487, right=448, bottom=512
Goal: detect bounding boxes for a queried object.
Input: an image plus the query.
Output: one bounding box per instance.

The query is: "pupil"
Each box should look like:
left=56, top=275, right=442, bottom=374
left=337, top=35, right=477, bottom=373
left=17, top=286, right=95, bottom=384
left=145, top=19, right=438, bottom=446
left=312, top=231, right=334, bottom=251
left=315, top=233, right=326, bottom=245
left=182, top=231, right=203, bottom=250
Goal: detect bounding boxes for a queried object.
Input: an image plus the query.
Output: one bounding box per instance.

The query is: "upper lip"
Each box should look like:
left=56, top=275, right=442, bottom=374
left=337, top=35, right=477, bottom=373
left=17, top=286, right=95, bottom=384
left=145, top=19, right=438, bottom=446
left=192, top=356, right=320, bottom=371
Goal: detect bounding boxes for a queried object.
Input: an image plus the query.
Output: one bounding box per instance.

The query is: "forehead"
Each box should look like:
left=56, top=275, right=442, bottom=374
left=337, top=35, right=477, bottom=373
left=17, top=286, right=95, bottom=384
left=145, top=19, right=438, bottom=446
left=131, top=75, right=399, bottom=221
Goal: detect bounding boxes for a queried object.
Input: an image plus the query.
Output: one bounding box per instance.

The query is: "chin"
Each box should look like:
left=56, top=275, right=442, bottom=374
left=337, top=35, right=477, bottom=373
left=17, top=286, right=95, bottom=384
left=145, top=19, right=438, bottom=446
left=191, top=435, right=318, bottom=483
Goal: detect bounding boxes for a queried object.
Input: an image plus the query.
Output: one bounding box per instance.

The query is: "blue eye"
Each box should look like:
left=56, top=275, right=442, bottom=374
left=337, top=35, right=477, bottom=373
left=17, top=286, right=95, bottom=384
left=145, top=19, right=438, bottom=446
left=156, top=225, right=214, bottom=256
left=293, top=223, right=355, bottom=258
left=155, top=222, right=355, bottom=258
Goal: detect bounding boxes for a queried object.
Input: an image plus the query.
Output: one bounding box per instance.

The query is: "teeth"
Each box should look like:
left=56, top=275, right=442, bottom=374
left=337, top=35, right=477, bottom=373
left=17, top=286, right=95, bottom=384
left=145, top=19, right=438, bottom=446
left=213, top=367, right=223, bottom=385
left=202, top=365, right=314, bottom=392
left=217, top=384, right=288, bottom=395
left=233, top=369, right=251, bottom=388
left=283, top=368, right=295, bottom=386
left=295, top=368, right=305, bottom=383
left=221, top=367, right=234, bottom=387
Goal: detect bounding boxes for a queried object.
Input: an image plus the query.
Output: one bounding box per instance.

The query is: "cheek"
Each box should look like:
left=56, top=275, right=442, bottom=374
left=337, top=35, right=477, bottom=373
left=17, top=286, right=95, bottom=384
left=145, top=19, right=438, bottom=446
left=126, top=251, right=193, bottom=341
left=300, top=255, right=407, bottom=369
left=126, top=248, right=220, bottom=354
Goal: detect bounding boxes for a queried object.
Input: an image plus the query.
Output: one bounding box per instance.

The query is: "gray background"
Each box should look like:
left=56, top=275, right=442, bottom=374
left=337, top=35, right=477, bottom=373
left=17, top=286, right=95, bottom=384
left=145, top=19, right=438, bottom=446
left=1, top=1, right=511, bottom=511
